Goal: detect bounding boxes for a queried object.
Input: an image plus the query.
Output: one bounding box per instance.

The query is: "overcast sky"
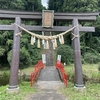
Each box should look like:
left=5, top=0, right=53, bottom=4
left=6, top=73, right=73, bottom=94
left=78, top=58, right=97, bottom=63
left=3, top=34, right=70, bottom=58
left=41, top=0, right=48, bottom=8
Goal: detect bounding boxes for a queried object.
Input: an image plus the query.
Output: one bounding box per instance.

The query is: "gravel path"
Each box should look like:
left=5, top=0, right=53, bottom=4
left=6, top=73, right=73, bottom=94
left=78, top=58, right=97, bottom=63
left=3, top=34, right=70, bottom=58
left=25, top=89, right=67, bottom=100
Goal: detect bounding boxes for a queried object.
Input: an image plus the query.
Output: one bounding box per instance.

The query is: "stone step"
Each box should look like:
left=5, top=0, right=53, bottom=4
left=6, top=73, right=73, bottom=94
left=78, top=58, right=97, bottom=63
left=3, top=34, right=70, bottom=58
left=38, top=67, right=61, bottom=81
left=35, top=81, right=65, bottom=90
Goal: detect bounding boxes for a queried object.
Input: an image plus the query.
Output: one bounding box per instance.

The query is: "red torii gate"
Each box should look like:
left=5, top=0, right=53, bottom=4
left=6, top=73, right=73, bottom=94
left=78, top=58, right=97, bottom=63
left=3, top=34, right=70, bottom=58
left=0, top=10, right=99, bottom=93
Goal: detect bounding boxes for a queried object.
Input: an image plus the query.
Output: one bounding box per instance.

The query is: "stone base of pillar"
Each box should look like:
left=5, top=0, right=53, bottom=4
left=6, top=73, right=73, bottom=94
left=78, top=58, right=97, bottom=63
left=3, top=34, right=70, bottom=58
left=6, top=87, right=19, bottom=94
left=74, top=86, right=86, bottom=91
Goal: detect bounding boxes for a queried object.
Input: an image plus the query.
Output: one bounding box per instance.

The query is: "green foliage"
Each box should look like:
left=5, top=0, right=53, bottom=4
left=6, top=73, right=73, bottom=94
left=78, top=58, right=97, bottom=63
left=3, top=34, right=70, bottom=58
left=48, top=0, right=100, bottom=65
left=0, top=1, right=43, bottom=68
left=0, top=47, right=5, bottom=56
left=0, top=72, right=9, bottom=86
left=20, top=47, right=32, bottom=68
left=48, top=0, right=98, bottom=12
left=7, top=50, right=12, bottom=66
left=98, top=63, right=100, bottom=71
left=56, top=45, right=73, bottom=64
left=6, top=32, right=42, bottom=69
left=19, top=33, right=41, bottom=67
left=0, top=0, right=43, bottom=11
left=84, top=52, right=100, bottom=64
left=7, top=46, right=41, bottom=69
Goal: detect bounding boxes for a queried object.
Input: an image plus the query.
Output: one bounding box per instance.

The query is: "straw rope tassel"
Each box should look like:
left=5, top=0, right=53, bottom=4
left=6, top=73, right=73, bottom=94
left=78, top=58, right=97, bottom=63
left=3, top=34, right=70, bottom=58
left=46, top=40, right=49, bottom=49
left=37, top=38, right=40, bottom=48
left=54, top=38, right=57, bottom=48
left=61, top=35, right=64, bottom=44
left=59, top=35, right=62, bottom=44
left=31, top=36, right=35, bottom=45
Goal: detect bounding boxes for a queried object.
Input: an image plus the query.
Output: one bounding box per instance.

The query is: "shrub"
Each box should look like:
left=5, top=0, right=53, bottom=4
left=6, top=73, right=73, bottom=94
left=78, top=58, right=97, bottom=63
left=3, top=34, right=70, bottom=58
left=7, top=46, right=41, bottom=69
left=84, top=52, right=100, bottom=64
left=68, top=73, right=89, bottom=84
left=98, top=63, right=100, bottom=71
left=0, top=72, right=9, bottom=86
left=56, top=45, right=73, bottom=64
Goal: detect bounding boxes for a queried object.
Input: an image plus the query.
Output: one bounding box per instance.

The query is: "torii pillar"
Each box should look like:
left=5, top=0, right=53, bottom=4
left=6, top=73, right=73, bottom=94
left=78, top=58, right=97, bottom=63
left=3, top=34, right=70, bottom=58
left=7, top=17, right=21, bottom=93
left=73, top=19, right=85, bottom=89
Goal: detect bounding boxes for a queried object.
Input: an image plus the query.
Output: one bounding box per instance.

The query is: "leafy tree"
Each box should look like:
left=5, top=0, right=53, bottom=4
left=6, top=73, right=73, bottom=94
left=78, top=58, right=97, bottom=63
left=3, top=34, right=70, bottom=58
left=0, top=0, right=43, bottom=68
left=49, top=0, right=98, bottom=12
left=0, top=18, right=14, bottom=66
left=48, top=0, right=100, bottom=64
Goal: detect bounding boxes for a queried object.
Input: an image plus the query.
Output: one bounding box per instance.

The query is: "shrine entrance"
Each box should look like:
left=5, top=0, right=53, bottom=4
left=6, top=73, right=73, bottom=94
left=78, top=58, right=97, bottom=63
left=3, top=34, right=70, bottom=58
left=0, top=10, right=99, bottom=93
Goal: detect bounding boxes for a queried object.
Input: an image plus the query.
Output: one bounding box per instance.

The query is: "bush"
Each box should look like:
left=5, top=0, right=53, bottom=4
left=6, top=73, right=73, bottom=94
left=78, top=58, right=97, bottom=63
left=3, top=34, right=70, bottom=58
left=7, top=48, right=31, bottom=69
left=84, top=52, right=100, bottom=64
left=56, top=45, right=73, bottom=64
left=98, top=63, right=100, bottom=71
left=67, top=71, right=89, bottom=84
left=18, top=73, right=30, bottom=84
left=0, top=72, right=9, bottom=86
left=7, top=46, right=41, bottom=69
left=20, top=47, right=32, bottom=68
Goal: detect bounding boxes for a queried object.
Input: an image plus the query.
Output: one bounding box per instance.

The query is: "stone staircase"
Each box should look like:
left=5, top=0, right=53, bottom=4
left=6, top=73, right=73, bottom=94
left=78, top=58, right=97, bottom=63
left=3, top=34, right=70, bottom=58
left=35, top=66, right=65, bottom=89
left=38, top=67, right=61, bottom=81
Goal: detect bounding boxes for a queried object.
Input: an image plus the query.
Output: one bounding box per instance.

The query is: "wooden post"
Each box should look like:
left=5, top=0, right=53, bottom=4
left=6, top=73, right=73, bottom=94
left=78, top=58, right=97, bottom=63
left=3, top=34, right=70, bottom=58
left=72, top=19, right=85, bottom=89
left=7, top=17, right=21, bottom=93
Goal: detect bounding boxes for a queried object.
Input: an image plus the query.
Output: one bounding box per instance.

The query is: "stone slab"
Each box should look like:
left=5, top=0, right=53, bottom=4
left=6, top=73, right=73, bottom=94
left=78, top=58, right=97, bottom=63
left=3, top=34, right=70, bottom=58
left=25, top=89, right=67, bottom=100
left=35, top=81, right=65, bottom=90
left=38, top=67, right=61, bottom=81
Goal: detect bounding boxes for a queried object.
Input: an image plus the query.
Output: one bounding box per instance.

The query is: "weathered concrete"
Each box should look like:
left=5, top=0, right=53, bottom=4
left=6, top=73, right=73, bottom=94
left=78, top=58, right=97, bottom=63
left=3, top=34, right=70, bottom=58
left=36, top=67, right=65, bottom=90
left=36, top=81, right=65, bottom=90
left=38, top=67, right=61, bottom=81
left=25, top=89, right=67, bottom=100
left=74, top=86, right=86, bottom=91
left=6, top=87, right=19, bottom=94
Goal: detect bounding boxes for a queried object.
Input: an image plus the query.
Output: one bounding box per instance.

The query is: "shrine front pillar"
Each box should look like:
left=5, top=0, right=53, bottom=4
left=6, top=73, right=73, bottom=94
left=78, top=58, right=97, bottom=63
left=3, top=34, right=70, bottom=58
left=72, top=19, right=85, bottom=89
left=7, top=17, right=21, bottom=93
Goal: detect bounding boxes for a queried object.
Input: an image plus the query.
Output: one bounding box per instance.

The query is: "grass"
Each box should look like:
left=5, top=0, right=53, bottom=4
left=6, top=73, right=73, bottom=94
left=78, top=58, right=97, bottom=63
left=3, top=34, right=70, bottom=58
left=0, top=82, right=37, bottom=100
left=61, top=82, right=100, bottom=100
left=0, top=66, right=36, bottom=100
left=64, top=64, right=99, bottom=80
left=22, top=65, right=34, bottom=75
left=62, top=64, right=100, bottom=100
left=0, top=65, right=35, bottom=76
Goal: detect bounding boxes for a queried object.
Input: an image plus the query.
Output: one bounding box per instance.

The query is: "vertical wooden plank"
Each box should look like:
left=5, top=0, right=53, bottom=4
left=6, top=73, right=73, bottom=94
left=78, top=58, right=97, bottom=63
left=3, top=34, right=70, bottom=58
left=72, top=19, right=85, bottom=88
left=7, top=17, right=21, bottom=93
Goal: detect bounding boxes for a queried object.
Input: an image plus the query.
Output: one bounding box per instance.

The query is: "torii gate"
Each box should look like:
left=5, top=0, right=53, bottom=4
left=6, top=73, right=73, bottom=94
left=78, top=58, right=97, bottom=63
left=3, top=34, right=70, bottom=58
left=0, top=10, right=98, bottom=93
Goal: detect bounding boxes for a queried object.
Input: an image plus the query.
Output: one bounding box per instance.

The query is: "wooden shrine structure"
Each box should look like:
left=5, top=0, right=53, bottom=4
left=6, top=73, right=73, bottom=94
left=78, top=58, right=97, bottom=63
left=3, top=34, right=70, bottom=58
left=0, top=10, right=99, bottom=93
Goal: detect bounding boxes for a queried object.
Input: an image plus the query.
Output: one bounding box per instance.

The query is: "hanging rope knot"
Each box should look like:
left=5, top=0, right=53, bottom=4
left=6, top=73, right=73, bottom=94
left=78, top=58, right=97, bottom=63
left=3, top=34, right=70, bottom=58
left=71, top=33, right=79, bottom=40
left=15, top=31, right=22, bottom=37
